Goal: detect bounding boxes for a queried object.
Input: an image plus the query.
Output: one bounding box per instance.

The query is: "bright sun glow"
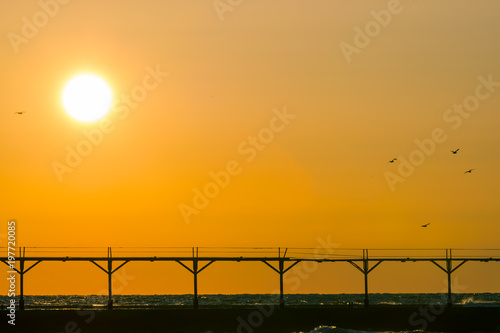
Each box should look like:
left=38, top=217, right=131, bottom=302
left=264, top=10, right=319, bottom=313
left=62, top=74, right=113, bottom=122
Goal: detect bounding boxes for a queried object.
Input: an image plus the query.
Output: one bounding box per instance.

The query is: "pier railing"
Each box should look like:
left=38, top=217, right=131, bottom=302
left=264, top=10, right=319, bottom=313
left=1, top=247, right=499, bottom=310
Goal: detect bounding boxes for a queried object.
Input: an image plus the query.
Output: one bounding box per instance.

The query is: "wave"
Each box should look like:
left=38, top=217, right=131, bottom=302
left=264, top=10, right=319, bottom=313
left=2, top=293, right=499, bottom=309
left=297, top=326, right=429, bottom=333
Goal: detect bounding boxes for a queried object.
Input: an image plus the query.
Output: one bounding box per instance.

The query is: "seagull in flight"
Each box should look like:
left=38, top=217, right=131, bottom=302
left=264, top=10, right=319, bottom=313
left=421, top=223, right=430, bottom=227
left=464, top=169, right=474, bottom=174
left=387, top=158, right=397, bottom=164
left=13, top=111, right=26, bottom=115
left=451, top=149, right=459, bottom=154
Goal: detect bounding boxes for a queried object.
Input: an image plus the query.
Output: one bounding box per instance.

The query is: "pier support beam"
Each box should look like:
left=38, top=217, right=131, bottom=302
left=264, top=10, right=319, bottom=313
left=348, top=249, right=383, bottom=308
left=1, top=247, right=42, bottom=310
left=262, top=248, right=301, bottom=309
left=176, top=247, right=215, bottom=309
left=90, top=248, right=130, bottom=310
left=430, top=249, right=468, bottom=308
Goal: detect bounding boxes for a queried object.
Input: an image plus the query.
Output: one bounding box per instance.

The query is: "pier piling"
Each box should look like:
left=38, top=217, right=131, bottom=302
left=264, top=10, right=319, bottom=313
left=262, top=248, right=301, bottom=309
left=348, top=249, right=383, bottom=308
left=176, top=248, right=215, bottom=309
left=4, top=248, right=42, bottom=311
left=90, top=247, right=130, bottom=310
left=430, top=249, right=468, bottom=308
left=108, top=248, right=113, bottom=310
left=19, top=258, right=24, bottom=311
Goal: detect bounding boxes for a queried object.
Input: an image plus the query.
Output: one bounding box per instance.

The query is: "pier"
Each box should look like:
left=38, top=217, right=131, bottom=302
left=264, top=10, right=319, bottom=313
left=1, top=247, right=499, bottom=310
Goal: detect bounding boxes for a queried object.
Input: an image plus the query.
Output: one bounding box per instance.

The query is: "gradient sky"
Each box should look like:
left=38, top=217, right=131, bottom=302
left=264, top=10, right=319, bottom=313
left=1, top=0, right=499, bottom=295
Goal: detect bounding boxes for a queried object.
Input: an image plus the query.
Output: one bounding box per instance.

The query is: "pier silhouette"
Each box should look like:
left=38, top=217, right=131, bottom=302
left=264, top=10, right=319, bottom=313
left=2, top=247, right=499, bottom=310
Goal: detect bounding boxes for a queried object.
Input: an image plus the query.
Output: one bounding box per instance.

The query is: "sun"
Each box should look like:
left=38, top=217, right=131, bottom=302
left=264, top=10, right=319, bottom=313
left=62, top=74, right=113, bottom=122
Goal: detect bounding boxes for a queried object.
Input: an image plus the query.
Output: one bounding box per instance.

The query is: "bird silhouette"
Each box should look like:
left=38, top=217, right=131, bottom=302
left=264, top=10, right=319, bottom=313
left=451, top=149, right=459, bottom=154
left=387, top=158, right=397, bottom=164
left=464, top=169, right=474, bottom=174
left=13, top=111, right=26, bottom=115
left=421, top=223, right=430, bottom=227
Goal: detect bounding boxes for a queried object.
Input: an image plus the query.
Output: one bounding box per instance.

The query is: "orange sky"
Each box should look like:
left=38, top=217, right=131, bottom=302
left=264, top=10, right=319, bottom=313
left=1, top=0, right=500, bottom=295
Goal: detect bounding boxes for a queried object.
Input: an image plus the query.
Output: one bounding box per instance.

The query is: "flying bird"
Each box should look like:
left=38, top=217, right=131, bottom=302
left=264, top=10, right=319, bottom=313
left=387, top=158, right=397, bottom=164
left=421, top=223, right=430, bottom=227
left=451, top=149, right=459, bottom=154
left=13, top=111, right=26, bottom=115
left=464, top=169, right=474, bottom=174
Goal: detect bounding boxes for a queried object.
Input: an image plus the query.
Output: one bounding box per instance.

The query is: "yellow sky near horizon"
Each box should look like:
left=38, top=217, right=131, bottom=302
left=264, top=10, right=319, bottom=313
left=1, top=0, right=500, bottom=294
